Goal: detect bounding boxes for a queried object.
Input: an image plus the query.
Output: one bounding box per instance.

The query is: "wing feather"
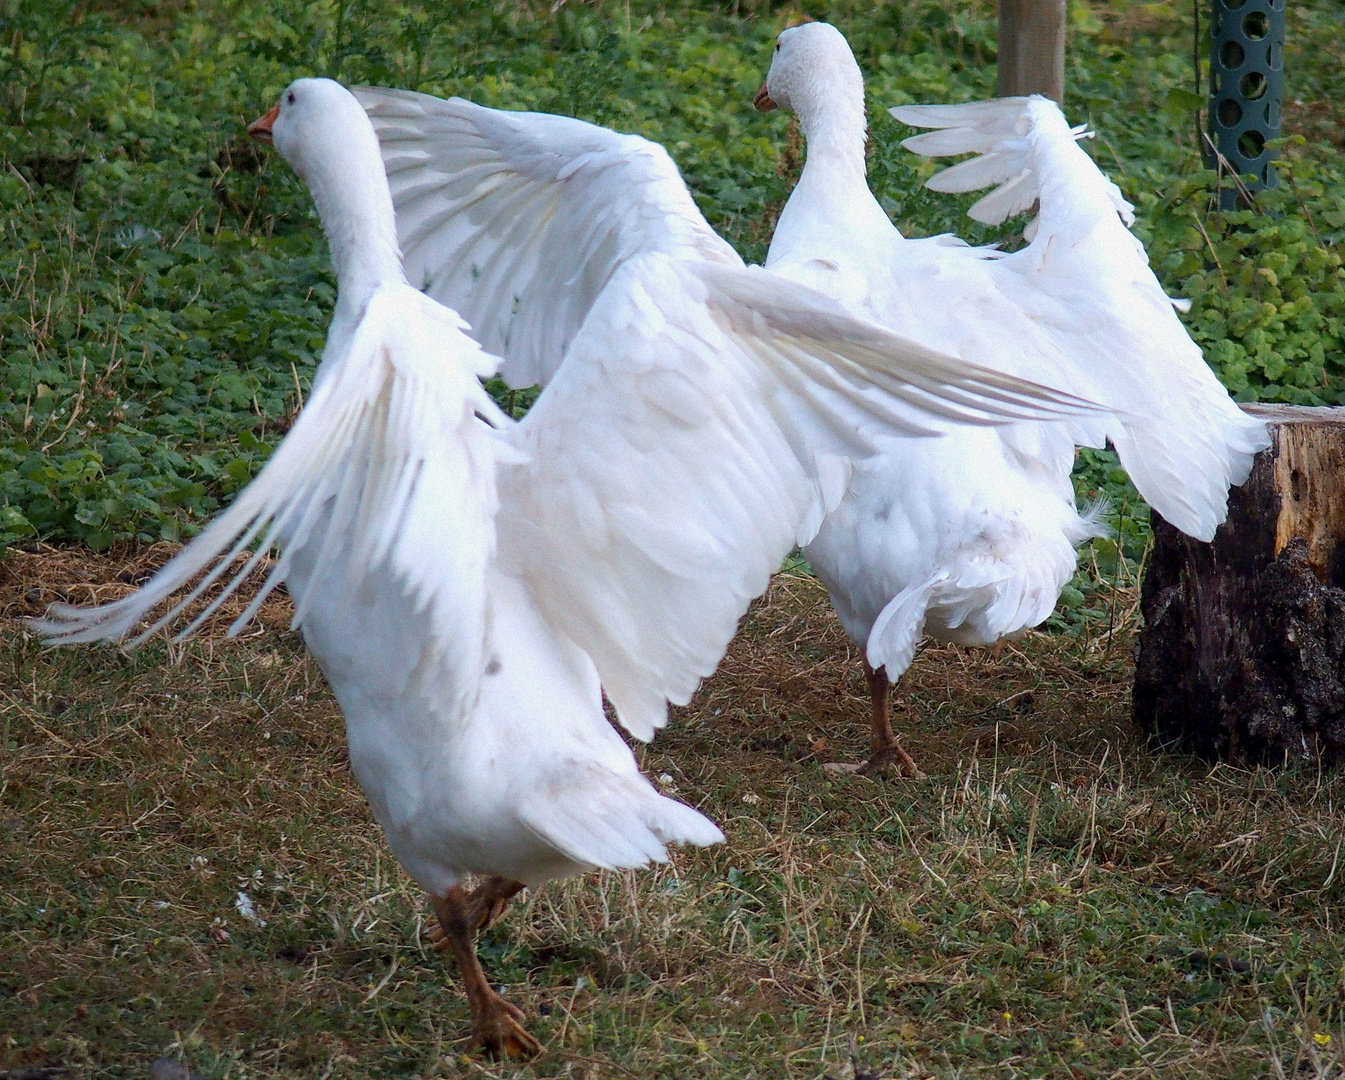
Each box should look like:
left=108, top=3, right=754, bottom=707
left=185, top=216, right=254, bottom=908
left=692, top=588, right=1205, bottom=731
left=32, top=285, right=511, bottom=715
left=890, top=95, right=1270, bottom=539
left=501, top=254, right=1099, bottom=741
left=353, top=86, right=740, bottom=389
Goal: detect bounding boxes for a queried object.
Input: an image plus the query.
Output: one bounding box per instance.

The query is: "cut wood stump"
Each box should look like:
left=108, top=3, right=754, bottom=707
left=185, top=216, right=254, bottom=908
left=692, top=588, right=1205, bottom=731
left=1134, top=404, right=1345, bottom=766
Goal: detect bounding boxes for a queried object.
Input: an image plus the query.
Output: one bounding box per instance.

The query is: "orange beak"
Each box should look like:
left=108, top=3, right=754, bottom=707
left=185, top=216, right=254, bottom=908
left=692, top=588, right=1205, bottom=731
left=753, top=82, right=777, bottom=112
left=248, top=103, right=280, bottom=143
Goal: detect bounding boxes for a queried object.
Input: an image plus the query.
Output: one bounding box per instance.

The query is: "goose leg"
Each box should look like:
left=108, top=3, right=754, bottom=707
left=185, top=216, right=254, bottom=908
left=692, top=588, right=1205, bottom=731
left=426, top=876, right=524, bottom=943
left=466, top=875, right=526, bottom=933
left=856, top=660, right=925, bottom=778
left=430, top=885, right=542, bottom=1059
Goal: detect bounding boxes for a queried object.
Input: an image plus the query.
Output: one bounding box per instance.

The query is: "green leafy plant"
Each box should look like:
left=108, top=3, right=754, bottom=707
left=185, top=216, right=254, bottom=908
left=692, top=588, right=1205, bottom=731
left=1, top=0, right=1341, bottom=558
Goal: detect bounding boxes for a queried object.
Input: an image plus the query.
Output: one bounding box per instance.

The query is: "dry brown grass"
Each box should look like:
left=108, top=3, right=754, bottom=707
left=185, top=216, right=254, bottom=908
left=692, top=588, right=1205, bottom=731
left=3, top=546, right=1344, bottom=1079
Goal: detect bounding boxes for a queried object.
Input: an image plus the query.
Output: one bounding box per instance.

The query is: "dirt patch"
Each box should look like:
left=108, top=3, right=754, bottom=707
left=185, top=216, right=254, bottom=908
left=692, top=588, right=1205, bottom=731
left=2, top=542, right=296, bottom=635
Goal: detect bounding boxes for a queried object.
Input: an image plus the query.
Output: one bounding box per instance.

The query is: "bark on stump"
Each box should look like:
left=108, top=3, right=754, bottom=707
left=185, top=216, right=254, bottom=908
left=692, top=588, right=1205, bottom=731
left=1134, top=404, right=1345, bottom=766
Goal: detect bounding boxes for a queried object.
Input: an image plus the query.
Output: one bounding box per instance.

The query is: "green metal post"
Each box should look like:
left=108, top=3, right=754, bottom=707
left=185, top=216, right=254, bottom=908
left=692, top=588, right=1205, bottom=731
left=1207, top=0, right=1285, bottom=209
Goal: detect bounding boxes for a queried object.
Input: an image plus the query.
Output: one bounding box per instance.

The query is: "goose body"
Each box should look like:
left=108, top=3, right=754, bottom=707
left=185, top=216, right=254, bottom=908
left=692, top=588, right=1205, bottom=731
left=39, top=78, right=1090, bottom=1053
left=809, top=425, right=1095, bottom=669
left=300, top=557, right=697, bottom=896
left=754, top=23, right=1268, bottom=770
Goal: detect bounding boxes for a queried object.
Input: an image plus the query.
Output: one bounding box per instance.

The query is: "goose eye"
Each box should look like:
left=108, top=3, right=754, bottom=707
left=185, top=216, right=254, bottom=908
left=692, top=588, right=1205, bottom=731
left=774, top=41, right=781, bottom=52
left=287, top=90, right=296, bottom=104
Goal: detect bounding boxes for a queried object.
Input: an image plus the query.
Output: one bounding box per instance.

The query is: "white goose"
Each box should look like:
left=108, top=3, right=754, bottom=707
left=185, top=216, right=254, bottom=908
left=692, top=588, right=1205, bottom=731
left=36, top=78, right=1091, bottom=1055
left=752, top=22, right=1269, bottom=774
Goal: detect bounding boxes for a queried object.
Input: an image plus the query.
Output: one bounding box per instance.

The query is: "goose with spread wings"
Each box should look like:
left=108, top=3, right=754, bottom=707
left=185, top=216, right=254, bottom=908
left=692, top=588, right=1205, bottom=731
left=750, top=22, right=1268, bottom=775
left=36, top=79, right=1090, bottom=1056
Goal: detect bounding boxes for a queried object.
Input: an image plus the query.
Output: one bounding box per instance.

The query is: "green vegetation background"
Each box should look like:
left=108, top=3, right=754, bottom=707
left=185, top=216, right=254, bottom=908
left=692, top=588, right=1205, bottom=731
left=2, top=0, right=1344, bottom=560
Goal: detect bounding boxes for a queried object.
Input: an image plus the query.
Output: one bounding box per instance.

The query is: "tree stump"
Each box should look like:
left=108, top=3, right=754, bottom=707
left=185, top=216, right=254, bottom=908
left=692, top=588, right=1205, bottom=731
left=1133, top=404, right=1345, bottom=766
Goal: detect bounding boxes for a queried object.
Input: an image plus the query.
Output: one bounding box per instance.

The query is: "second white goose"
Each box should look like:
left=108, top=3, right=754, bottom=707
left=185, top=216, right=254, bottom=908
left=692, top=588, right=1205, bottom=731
left=754, top=22, right=1268, bottom=774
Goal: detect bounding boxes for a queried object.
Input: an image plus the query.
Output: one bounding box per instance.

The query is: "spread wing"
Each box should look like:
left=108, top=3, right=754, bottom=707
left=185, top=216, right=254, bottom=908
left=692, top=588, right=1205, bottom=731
left=353, top=86, right=740, bottom=389
left=501, top=253, right=1098, bottom=741
left=890, top=95, right=1270, bottom=540
left=893, top=96, right=1133, bottom=237
left=33, top=284, right=511, bottom=717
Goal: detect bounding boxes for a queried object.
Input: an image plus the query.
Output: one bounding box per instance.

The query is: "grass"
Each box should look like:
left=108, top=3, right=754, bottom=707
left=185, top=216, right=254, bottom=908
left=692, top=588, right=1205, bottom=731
left=4, top=553, right=1344, bottom=1079
left=5, top=0, right=1345, bottom=1076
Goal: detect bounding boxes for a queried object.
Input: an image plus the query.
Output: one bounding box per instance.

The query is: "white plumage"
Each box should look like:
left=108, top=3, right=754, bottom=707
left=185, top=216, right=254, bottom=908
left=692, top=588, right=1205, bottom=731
left=36, top=78, right=1092, bottom=1054
left=751, top=22, right=1269, bottom=773
left=359, top=91, right=738, bottom=391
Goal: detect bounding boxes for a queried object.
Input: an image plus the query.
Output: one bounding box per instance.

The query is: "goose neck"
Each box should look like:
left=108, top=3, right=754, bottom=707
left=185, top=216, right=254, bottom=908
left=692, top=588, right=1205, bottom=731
left=304, top=158, right=406, bottom=307
left=796, top=96, right=869, bottom=180
left=786, top=94, right=887, bottom=236
left=767, top=91, right=899, bottom=271
left=790, top=75, right=876, bottom=178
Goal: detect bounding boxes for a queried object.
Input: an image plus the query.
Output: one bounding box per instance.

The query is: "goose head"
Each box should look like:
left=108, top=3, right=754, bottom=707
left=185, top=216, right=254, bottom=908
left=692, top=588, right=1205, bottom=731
left=754, top=22, right=866, bottom=136
left=249, top=78, right=403, bottom=302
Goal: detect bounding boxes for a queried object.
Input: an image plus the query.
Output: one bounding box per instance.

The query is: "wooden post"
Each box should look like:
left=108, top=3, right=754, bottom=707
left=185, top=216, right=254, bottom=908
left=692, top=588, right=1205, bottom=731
left=1133, top=405, right=1345, bottom=767
left=996, top=0, right=1067, bottom=105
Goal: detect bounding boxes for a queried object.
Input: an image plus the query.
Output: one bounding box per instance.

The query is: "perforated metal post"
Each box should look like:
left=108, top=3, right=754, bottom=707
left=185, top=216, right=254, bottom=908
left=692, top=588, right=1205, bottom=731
left=1207, top=0, right=1285, bottom=209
